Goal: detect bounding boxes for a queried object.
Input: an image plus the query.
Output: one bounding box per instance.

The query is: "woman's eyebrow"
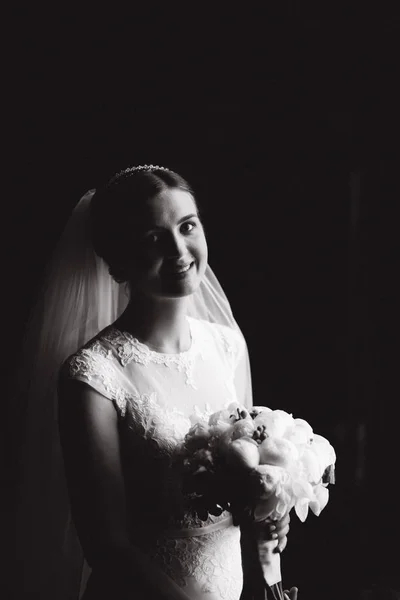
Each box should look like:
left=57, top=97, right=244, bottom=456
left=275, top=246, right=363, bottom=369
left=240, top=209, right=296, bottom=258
left=177, top=213, right=198, bottom=225
left=146, top=213, right=199, bottom=230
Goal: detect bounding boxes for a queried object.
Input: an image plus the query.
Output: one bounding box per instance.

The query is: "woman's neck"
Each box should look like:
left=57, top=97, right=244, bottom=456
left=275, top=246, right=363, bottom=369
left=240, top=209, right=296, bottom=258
left=115, top=294, right=192, bottom=353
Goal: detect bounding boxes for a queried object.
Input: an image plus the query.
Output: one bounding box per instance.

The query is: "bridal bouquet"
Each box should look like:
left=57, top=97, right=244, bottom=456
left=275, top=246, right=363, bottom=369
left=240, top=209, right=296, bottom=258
left=174, top=402, right=336, bottom=600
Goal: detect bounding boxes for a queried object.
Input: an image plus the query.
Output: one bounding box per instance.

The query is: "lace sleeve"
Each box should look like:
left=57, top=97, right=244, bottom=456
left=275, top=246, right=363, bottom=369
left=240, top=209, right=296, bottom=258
left=59, top=342, right=130, bottom=416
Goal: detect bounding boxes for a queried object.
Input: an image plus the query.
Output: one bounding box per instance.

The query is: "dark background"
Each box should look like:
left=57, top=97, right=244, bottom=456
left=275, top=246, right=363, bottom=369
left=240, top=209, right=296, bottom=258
left=3, top=8, right=400, bottom=600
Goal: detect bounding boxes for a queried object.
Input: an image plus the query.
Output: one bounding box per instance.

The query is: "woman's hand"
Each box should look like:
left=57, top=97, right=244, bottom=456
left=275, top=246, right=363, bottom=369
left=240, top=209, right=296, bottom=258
left=254, top=512, right=291, bottom=553
left=284, top=586, right=298, bottom=600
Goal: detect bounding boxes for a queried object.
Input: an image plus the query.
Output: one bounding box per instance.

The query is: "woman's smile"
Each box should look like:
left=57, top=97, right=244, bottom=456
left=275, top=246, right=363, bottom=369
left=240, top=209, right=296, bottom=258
left=162, top=261, right=195, bottom=278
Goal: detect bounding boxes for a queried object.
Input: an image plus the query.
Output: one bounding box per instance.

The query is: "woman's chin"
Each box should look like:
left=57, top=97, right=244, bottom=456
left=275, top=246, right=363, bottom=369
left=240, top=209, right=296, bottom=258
left=159, top=268, right=204, bottom=298
left=160, top=282, right=201, bottom=299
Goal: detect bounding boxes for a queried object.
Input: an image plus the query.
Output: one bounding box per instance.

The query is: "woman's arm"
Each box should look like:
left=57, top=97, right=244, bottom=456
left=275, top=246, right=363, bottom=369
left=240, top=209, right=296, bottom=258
left=57, top=378, right=191, bottom=599
left=58, top=378, right=131, bottom=571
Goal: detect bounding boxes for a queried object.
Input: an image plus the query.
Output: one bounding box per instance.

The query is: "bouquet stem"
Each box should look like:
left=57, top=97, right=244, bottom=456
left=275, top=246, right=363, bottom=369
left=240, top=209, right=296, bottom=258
left=240, top=522, right=285, bottom=600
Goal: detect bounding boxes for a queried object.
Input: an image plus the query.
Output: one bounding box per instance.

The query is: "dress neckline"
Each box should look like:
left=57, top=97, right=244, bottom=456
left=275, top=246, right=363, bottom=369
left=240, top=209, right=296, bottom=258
left=109, top=316, right=195, bottom=358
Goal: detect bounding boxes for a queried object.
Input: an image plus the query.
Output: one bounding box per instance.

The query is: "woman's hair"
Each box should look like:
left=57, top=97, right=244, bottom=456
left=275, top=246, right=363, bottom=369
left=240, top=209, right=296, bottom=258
left=90, top=166, right=195, bottom=283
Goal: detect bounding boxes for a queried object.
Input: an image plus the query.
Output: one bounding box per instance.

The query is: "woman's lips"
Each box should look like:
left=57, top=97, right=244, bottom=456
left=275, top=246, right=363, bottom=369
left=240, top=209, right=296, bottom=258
left=163, top=261, right=194, bottom=278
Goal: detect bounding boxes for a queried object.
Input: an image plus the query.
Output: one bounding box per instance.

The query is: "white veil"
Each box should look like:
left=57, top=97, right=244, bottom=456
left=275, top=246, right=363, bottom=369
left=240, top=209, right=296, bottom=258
left=8, top=187, right=252, bottom=600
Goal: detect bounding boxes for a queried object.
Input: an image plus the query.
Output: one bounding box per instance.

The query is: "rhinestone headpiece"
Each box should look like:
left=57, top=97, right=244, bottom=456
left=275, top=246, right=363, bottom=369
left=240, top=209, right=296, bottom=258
left=107, top=164, right=169, bottom=187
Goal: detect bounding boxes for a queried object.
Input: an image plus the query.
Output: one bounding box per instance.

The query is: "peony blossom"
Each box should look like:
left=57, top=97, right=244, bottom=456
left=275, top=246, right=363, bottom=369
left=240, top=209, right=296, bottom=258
left=231, top=418, right=256, bottom=440
left=259, top=436, right=299, bottom=469
left=284, top=418, right=313, bottom=447
left=226, top=437, right=260, bottom=471
left=253, top=409, right=294, bottom=438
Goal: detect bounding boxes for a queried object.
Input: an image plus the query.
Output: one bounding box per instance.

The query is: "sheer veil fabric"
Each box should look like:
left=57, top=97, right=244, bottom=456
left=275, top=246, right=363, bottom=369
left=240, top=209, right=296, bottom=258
left=9, top=190, right=253, bottom=599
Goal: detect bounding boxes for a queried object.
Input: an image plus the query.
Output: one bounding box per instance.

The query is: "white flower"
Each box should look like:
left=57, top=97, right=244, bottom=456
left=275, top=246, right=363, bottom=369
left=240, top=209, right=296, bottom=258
left=292, top=478, right=330, bottom=522
left=300, top=447, right=323, bottom=483
left=226, top=437, right=260, bottom=471
left=259, top=436, right=299, bottom=469
left=310, top=434, right=336, bottom=475
left=284, top=418, right=314, bottom=447
left=309, top=483, right=329, bottom=516
left=274, top=486, right=295, bottom=520
left=253, top=466, right=292, bottom=520
left=254, top=409, right=294, bottom=438
left=256, top=464, right=285, bottom=492
left=290, top=478, right=314, bottom=522
left=231, top=418, right=256, bottom=440
left=294, top=497, right=311, bottom=522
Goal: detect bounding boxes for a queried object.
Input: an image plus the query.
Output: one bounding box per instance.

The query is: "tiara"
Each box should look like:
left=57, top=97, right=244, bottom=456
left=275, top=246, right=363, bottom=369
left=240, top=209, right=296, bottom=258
left=107, top=164, right=169, bottom=187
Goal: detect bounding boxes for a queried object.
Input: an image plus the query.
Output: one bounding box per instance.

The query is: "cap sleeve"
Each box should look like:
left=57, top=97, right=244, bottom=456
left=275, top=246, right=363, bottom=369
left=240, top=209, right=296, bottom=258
left=59, top=342, right=129, bottom=416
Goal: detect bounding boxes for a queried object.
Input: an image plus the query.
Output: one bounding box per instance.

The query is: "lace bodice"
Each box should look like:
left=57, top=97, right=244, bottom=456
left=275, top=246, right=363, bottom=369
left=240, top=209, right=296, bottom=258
left=62, top=317, right=248, bottom=599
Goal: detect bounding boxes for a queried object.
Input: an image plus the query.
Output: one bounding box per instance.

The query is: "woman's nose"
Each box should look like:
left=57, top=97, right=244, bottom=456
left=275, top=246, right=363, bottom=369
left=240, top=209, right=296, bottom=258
left=165, top=232, right=186, bottom=257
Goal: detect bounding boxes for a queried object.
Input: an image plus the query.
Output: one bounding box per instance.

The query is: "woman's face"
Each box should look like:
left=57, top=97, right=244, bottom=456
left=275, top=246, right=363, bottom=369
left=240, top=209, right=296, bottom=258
left=126, top=188, right=208, bottom=299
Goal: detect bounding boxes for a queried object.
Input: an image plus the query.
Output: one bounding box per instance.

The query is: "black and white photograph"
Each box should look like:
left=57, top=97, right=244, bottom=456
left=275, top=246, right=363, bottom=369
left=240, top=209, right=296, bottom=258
left=2, top=8, right=399, bottom=600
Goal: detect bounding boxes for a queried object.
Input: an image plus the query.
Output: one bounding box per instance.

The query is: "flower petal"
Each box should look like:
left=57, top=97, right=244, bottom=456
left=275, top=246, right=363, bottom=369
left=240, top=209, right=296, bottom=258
left=310, top=484, right=329, bottom=516
left=292, top=479, right=314, bottom=500
left=295, top=498, right=310, bottom=522
left=254, top=410, right=293, bottom=438
left=231, top=419, right=255, bottom=440
left=301, top=447, right=323, bottom=483
left=259, top=436, right=299, bottom=469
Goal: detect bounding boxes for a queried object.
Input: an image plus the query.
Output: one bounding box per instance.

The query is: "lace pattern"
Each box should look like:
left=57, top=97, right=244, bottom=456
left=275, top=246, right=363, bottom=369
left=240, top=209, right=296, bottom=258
left=67, top=347, right=133, bottom=417
left=145, top=525, right=243, bottom=599
left=102, top=326, right=198, bottom=388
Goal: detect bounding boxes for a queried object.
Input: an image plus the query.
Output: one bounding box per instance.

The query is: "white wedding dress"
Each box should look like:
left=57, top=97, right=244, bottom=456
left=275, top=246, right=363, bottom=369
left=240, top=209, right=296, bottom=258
left=61, top=316, right=252, bottom=600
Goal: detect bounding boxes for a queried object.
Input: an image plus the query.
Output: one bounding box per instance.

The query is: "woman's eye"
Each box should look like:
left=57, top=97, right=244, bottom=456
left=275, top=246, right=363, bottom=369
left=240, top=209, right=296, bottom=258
left=143, top=232, right=160, bottom=244
left=181, top=221, right=196, bottom=234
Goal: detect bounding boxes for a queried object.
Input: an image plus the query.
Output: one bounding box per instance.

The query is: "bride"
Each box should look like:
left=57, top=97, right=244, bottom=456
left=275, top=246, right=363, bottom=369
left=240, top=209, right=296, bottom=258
left=11, top=165, right=296, bottom=599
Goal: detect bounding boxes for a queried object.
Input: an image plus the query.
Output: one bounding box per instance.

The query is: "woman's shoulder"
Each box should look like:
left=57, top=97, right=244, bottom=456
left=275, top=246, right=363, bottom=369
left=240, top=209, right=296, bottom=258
left=59, top=325, right=121, bottom=382
left=58, top=324, right=140, bottom=415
